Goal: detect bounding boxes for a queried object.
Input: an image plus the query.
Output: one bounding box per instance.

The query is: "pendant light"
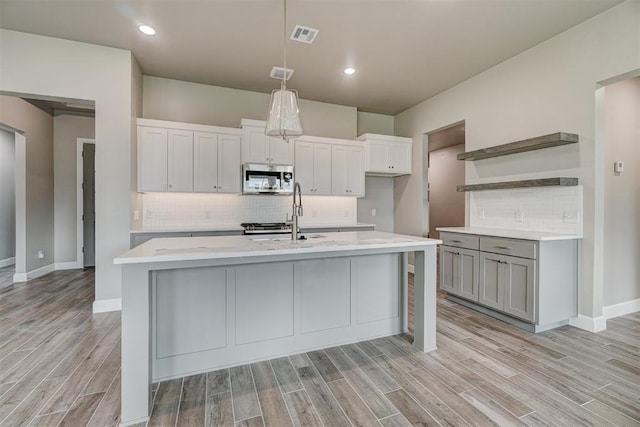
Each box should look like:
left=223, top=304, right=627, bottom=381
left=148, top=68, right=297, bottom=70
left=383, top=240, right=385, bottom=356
left=265, top=0, right=303, bottom=141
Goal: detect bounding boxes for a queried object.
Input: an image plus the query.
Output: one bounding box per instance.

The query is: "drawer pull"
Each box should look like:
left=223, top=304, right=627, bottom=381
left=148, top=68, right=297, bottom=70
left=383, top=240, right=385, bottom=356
left=450, top=240, right=463, bottom=244
left=494, top=246, right=511, bottom=251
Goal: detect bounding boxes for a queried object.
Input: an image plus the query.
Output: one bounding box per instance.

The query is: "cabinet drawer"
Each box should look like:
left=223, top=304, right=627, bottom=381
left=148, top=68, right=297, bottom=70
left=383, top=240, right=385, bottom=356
left=480, top=237, right=537, bottom=259
left=440, top=232, right=479, bottom=250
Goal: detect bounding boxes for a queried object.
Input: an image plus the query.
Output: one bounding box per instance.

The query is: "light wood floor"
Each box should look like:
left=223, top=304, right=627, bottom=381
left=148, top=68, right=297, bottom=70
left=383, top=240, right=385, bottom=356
left=1, top=269, right=639, bottom=426
left=0, top=265, right=14, bottom=290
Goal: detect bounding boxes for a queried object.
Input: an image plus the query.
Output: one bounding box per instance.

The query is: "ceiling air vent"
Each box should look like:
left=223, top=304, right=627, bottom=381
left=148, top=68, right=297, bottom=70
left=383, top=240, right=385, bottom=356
left=290, top=25, right=319, bottom=44
left=269, top=66, right=294, bottom=81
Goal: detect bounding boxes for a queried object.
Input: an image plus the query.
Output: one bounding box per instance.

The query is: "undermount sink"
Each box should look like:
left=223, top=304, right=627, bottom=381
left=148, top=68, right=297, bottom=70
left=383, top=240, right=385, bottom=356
left=249, top=234, right=326, bottom=242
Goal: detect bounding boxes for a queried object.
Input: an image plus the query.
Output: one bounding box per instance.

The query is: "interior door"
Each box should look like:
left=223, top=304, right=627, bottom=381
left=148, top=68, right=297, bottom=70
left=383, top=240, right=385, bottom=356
left=82, top=143, right=95, bottom=267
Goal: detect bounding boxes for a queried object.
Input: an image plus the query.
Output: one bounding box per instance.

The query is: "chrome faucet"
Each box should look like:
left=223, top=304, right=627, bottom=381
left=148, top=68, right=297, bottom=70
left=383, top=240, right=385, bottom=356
left=287, top=182, right=303, bottom=241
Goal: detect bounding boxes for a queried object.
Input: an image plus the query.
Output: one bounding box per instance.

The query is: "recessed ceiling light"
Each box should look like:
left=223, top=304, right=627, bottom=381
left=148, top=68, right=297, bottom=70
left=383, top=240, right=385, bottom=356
left=344, top=68, right=356, bottom=75
left=138, top=25, right=156, bottom=35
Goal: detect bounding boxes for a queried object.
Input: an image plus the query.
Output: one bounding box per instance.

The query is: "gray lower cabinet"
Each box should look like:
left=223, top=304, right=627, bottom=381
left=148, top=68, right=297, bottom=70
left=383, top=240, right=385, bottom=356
left=479, top=252, right=535, bottom=322
left=440, top=245, right=479, bottom=302
left=439, top=231, right=577, bottom=332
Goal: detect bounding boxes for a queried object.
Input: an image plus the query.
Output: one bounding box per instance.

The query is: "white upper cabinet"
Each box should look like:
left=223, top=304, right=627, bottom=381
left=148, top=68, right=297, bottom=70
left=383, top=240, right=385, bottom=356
left=193, top=132, right=241, bottom=193
left=331, top=144, right=365, bottom=197
left=357, top=133, right=412, bottom=176
left=167, top=130, right=194, bottom=192
left=241, top=119, right=294, bottom=164
left=217, top=134, right=242, bottom=193
left=294, top=140, right=332, bottom=195
left=138, top=126, right=193, bottom=192
left=138, top=126, right=168, bottom=192
left=137, top=119, right=242, bottom=194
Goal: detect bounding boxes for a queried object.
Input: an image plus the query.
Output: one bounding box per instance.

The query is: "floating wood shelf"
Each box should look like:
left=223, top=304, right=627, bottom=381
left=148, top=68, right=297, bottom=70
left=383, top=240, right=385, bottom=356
left=457, top=177, right=579, bottom=192
left=457, top=132, right=578, bottom=161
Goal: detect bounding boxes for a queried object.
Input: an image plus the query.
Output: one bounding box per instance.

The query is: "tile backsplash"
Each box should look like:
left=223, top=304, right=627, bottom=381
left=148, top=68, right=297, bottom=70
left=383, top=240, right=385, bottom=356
left=469, top=186, right=583, bottom=235
left=140, top=193, right=357, bottom=228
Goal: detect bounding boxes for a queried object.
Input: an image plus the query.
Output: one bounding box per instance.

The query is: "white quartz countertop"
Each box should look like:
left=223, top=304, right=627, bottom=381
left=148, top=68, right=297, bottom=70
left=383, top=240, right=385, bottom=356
left=436, top=227, right=582, bottom=241
left=115, top=231, right=441, bottom=265
left=130, top=223, right=375, bottom=234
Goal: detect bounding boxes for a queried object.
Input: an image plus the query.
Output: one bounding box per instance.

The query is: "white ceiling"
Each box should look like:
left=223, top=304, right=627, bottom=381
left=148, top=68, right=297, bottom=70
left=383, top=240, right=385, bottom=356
left=0, top=0, right=623, bottom=115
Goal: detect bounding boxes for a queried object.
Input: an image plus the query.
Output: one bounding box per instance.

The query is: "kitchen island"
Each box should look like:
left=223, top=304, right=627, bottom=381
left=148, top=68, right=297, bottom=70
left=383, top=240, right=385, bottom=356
left=114, top=231, right=440, bottom=426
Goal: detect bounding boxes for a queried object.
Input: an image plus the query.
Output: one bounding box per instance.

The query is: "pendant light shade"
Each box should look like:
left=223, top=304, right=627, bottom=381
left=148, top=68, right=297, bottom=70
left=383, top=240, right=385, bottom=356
left=265, top=0, right=302, bottom=140
left=265, top=86, right=303, bottom=139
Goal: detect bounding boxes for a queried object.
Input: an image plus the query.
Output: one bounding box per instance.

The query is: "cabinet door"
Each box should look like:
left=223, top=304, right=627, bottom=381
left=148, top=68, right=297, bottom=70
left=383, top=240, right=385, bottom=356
left=503, top=256, right=536, bottom=322
left=242, top=128, right=269, bottom=163
left=269, top=136, right=294, bottom=164
left=167, top=130, right=193, bottom=192
left=439, top=246, right=458, bottom=294
left=138, top=126, right=168, bottom=192
left=313, top=143, right=332, bottom=195
left=478, top=252, right=503, bottom=311
left=331, top=145, right=349, bottom=195
left=193, top=132, right=218, bottom=193
left=391, top=142, right=411, bottom=174
left=217, top=134, right=241, bottom=193
left=367, top=141, right=390, bottom=172
left=347, top=146, right=365, bottom=196
left=458, top=247, right=479, bottom=301
left=294, top=141, right=315, bottom=194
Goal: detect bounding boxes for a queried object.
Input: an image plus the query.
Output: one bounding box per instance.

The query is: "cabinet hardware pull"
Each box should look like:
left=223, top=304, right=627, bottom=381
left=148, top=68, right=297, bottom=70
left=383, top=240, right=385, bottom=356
left=451, top=240, right=463, bottom=244
left=494, top=246, right=511, bottom=250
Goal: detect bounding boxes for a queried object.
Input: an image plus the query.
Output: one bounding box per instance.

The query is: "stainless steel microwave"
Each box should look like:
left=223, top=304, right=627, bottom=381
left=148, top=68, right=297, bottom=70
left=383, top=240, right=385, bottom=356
left=242, top=163, right=294, bottom=195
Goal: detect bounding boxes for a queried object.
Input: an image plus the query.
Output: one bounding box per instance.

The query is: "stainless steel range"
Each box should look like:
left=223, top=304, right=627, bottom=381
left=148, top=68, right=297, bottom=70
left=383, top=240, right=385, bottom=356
left=241, top=222, right=291, bottom=235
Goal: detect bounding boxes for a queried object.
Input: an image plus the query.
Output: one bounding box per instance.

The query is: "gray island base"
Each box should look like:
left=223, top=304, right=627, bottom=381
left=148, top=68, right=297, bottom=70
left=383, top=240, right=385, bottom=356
left=114, top=231, right=441, bottom=426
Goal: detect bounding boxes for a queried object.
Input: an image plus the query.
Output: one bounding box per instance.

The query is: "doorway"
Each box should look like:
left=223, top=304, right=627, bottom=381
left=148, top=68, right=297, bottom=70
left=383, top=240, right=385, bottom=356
left=77, top=138, right=96, bottom=267
left=425, top=122, right=466, bottom=239
left=0, top=127, right=16, bottom=288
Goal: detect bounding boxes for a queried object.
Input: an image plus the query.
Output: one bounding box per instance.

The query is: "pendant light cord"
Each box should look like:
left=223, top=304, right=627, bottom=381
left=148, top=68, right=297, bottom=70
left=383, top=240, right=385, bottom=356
left=282, top=0, right=287, bottom=91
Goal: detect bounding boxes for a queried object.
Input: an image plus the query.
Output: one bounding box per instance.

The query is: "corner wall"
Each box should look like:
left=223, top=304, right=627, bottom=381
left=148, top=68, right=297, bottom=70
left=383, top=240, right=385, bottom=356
left=0, top=96, right=54, bottom=273
left=393, top=0, right=640, bottom=323
left=603, top=77, right=640, bottom=308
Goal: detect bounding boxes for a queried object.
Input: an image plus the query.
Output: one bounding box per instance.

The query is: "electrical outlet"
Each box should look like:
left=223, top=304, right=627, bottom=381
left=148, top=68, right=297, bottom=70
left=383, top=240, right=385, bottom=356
left=515, top=211, right=524, bottom=222
left=146, top=210, right=153, bottom=219
left=478, top=209, right=485, bottom=220
left=37, top=250, right=45, bottom=259
left=563, top=211, right=579, bottom=224
left=371, top=208, right=377, bottom=217
left=133, top=210, right=140, bottom=221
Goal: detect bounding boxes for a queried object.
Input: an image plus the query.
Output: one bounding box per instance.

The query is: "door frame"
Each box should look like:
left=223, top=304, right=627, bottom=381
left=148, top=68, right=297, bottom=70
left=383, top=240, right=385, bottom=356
left=76, top=138, right=95, bottom=268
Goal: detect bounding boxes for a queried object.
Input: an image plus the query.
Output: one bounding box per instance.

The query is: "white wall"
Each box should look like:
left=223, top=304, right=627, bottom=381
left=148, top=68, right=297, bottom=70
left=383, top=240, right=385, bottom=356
left=0, top=96, right=54, bottom=273
left=357, top=177, right=394, bottom=232
left=0, top=128, right=16, bottom=263
left=428, top=144, right=465, bottom=239
left=357, top=112, right=394, bottom=136
left=53, top=115, right=95, bottom=263
left=603, top=77, right=640, bottom=307
left=393, top=0, right=640, bottom=321
left=1, top=30, right=136, bottom=305
left=143, top=76, right=358, bottom=139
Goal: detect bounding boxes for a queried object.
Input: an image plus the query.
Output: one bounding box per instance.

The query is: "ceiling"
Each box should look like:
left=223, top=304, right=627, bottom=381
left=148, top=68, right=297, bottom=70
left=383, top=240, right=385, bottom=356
left=0, top=0, right=623, bottom=115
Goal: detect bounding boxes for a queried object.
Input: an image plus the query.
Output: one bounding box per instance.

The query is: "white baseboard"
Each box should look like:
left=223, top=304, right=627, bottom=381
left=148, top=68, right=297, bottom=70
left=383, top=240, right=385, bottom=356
left=569, top=314, right=607, bottom=333
left=13, top=273, right=27, bottom=282
left=55, top=261, right=83, bottom=270
left=13, top=263, right=55, bottom=283
left=0, top=257, right=15, bottom=268
left=603, top=298, right=640, bottom=320
left=93, top=298, right=121, bottom=313
left=408, top=264, right=415, bottom=274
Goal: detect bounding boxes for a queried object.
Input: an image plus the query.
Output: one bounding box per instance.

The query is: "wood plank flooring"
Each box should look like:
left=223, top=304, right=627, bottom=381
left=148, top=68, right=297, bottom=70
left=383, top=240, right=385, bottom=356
left=0, top=265, right=14, bottom=290
left=1, top=269, right=639, bottom=426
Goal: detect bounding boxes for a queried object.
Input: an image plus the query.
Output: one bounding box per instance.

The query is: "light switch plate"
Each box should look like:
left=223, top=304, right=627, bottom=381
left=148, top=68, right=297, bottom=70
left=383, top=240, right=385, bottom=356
left=515, top=211, right=524, bottom=222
